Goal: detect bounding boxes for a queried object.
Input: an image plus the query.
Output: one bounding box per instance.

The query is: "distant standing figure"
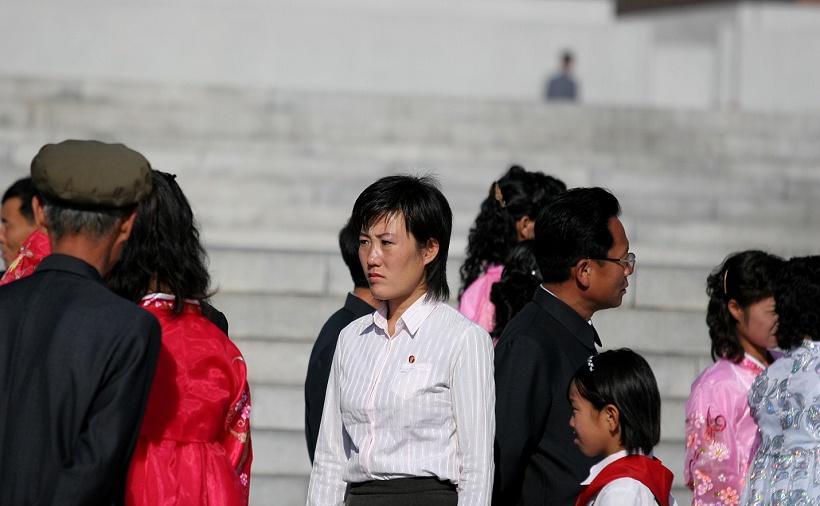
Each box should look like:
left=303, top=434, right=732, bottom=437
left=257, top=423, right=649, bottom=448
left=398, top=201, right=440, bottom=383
left=545, top=51, right=578, bottom=101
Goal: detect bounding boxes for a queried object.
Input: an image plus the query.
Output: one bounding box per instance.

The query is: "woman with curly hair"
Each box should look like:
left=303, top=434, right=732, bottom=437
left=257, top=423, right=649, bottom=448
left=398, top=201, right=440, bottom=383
left=741, top=256, right=820, bottom=505
left=459, top=166, right=564, bottom=333
left=684, top=250, right=784, bottom=506
left=107, top=171, right=252, bottom=506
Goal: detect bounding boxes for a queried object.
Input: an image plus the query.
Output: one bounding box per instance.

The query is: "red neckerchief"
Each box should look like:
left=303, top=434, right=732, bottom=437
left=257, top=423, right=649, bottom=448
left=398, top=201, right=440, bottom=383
left=575, top=454, right=673, bottom=506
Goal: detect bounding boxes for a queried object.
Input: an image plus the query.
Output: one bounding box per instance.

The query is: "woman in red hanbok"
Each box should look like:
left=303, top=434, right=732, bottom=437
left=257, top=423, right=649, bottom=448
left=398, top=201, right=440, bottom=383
left=107, top=171, right=252, bottom=506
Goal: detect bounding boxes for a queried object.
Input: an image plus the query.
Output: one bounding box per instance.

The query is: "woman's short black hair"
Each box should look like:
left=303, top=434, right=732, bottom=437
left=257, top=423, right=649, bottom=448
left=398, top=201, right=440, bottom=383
left=706, top=250, right=784, bottom=362
left=107, top=170, right=211, bottom=312
left=569, top=348, right=661, bottom=455
left=349, top=175, right=452, bottom=302
left=535, top=187, right=621, bottom=284
left=459, top=165, right=565, bottom=300
left=773, top=256, right=820, bottom=350
left=339, top=219, right=368, bottom=289
left=490, top=240, right=541, bottom=339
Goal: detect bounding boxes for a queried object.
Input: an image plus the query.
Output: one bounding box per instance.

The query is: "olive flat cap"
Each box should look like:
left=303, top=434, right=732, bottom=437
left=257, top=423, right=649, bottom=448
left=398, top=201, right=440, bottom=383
left=31, top=140, right=153, bottom=209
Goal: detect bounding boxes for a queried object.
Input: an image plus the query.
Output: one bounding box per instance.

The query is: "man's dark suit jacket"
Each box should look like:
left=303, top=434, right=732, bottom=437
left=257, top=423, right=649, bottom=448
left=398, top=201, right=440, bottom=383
left=493, top=287, right=600, bottom=506
left=0, top=254, right=161, bottom=505
left=304, top=292, right=374, bottom=462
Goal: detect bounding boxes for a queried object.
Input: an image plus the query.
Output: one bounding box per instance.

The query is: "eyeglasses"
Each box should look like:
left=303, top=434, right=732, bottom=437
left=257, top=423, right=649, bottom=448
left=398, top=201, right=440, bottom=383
left=589, top=252, right=636, bottom=273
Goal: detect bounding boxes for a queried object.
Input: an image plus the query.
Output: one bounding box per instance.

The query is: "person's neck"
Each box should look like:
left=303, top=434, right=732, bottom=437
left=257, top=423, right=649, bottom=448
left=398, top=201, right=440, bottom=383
left=542, top=281, right=596, bottom=321
left=739, top=337, right=771, bottom=365
left=352, top=286, right=380, bottom=309
left=386, top=285, right=427, bottom=336
left=50, top=234, right=116, bottom=277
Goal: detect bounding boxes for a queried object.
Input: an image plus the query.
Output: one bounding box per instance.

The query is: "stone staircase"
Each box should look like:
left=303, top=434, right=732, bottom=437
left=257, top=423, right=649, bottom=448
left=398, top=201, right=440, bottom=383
left=2, top=75, right=820, bottom=505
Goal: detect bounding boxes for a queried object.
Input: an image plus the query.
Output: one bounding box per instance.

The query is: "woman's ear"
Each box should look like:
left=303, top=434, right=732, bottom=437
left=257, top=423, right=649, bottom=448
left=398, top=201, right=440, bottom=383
left=421, top=238, right=440, bottom=266
left=602, top=404, right=620, bottom=434
left=727, top=299, right=744, bottom=324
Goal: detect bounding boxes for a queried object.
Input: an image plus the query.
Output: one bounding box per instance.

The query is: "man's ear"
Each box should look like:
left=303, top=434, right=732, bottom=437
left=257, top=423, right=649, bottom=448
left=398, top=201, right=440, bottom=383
left=32, top=195, right=48, bottom=230
left=573, top=258, right=592, bottom=289
left=421, top=238, right=440, bottom=266
left=117, top=210, right=138, bottom=243
left=515, top=215, right=535, bottom=241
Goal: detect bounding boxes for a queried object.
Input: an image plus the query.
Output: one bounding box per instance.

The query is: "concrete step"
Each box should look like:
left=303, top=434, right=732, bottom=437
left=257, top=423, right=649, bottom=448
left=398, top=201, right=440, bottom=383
left=250, top=474, right=308, bottom=506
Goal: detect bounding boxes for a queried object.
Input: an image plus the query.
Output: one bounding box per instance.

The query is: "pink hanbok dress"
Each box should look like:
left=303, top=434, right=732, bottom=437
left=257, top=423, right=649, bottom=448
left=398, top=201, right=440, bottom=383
left=684, top=354, right=767, bottom=506
left=458, top=264, right=504, bottom=333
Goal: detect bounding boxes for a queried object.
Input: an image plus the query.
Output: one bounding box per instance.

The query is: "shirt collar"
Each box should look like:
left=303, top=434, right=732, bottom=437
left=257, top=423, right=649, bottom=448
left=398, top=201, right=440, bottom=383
left=34, top=253, right=104, bottom=285
left=372, top=293, right=437, bottom=338
left=536, top=285, right=601, bottom=349
left=581, top=450, right=631, bottom=485
left=741, top=353, right=768, bottom=373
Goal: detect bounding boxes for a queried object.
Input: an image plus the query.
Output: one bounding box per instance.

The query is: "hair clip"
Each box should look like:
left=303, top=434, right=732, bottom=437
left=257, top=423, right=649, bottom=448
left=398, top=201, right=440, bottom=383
left=493, top=182, right=506, bottom=208
left=722, top=269, right=729, bottom=296
left=587, top=355, right=595, bottom=372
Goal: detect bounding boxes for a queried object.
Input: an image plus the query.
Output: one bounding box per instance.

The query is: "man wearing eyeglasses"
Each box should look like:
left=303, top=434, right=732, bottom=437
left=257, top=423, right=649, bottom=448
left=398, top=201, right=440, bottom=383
left=492, top=187, right=634, bottom=506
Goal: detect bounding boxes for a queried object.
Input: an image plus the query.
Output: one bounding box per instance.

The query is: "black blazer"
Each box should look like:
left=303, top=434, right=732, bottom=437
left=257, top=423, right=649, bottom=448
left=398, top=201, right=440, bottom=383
left=304, top=292, right=375, bottom=462
left=0, top=254, right=161, bottom=506
left=493, top=287, right=601, bottom=506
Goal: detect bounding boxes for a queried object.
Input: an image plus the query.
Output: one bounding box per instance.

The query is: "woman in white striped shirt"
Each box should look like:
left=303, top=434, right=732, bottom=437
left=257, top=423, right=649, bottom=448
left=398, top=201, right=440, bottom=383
left=307, top=175, right=495, bottom=506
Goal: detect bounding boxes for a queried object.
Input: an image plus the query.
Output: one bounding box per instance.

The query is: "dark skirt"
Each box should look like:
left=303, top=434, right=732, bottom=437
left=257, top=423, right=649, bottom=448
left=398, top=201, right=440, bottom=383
left=345, top=477, right=457, bottom=506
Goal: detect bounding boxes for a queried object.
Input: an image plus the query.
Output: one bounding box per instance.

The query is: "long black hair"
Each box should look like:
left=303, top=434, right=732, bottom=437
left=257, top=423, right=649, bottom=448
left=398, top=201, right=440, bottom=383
left=107, top=170, right=211, bottom=312
left=490, top=240, right=541, bottom=339
left=773, top=255, right=820, bottom=350
left=570, top=348, right=660, bottom=455
left=459, top=165, right=564, bottom=299
left=706, top=250, right=784, bottom=362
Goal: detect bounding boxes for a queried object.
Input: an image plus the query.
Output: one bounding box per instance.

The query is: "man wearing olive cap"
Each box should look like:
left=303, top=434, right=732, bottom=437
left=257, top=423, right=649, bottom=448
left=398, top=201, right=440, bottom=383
left=0, top=140, right=162, bottom=506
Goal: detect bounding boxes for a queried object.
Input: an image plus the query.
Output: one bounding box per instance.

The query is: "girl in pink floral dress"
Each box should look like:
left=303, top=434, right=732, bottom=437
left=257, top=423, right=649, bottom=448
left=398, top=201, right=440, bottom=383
left=684, top=250, right=784, bottom=506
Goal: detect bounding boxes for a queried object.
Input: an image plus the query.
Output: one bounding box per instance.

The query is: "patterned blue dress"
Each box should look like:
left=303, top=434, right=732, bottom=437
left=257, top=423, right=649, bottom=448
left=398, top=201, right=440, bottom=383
left=742, top=341, right=820, bottom=505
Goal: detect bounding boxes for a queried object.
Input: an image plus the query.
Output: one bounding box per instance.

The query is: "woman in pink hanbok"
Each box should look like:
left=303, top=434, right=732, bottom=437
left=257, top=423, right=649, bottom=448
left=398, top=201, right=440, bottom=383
left=684, top=250, right=784, bottom=506
left=458, top=166, right=564, bottom=333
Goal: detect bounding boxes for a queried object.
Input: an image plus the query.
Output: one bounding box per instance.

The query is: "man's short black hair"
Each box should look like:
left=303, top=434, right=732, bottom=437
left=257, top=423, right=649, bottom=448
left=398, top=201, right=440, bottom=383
left=534, top=187, right=621, bottom=284
left=2, top=177, right=37, bottom=224
left=570, top=348, right=661, bottom=455
left=339, top=219, right=368, bottom=289
left=349, top=175, right=452, bottom=302
left=773, top=256, right=820, bottom=350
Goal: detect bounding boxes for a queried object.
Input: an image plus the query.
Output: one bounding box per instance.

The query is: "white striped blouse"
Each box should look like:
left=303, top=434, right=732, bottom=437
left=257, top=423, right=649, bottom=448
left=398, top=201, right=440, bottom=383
left=307, top=294, right=495, bottom=506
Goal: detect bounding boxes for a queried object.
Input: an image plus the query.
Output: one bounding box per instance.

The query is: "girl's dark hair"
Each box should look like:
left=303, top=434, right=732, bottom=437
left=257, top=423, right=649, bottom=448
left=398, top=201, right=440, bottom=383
left=349, top=175, right=452, bottom=301
left=570, top=348, right=661, bottom=455
left=490, top=240, right=542, bottom=339
left=706, top=250, right=784, bottom=362
left=459, top=165, right=565, bottom=300
left=107, top=170, right=211, bottom=312
left=773, top=256, right=820, bottom=350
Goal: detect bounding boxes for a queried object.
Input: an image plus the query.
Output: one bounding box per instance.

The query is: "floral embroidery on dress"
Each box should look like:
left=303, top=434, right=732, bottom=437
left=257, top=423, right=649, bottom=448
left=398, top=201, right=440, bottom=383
left=686, top=357, right=766, bottom=506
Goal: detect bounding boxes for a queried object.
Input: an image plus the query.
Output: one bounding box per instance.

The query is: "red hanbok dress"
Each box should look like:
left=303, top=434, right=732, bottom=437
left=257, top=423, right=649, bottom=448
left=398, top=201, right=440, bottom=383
left=126, top=293, right=252, bottom=506
left=0, top=229, right=50, bottom=286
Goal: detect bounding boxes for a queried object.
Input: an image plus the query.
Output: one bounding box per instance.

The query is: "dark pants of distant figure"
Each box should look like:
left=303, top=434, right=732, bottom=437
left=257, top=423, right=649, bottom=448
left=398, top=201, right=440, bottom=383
left=345, top=477, right=457, bottom=506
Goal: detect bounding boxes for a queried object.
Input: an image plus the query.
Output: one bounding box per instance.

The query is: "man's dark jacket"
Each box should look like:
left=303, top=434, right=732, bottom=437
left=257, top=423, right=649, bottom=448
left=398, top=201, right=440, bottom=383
left=304, top=292, right=374, bottom=462
left=0, top=254, right=161, bottom=505
left=493, top=287, right=600, bottom=506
